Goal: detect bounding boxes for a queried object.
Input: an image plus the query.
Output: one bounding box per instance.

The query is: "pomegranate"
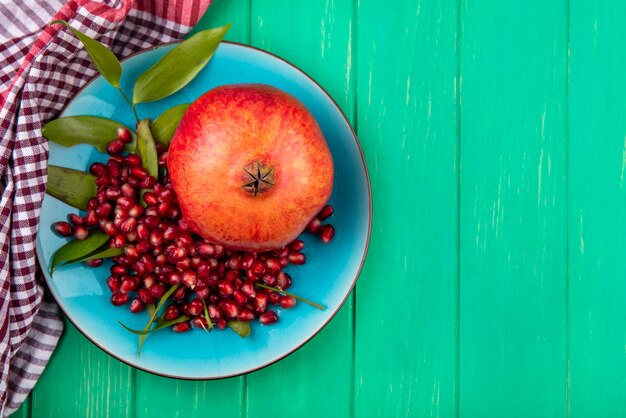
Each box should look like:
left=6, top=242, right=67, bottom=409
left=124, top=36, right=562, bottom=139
left=168, top=84, right=334, bottom=251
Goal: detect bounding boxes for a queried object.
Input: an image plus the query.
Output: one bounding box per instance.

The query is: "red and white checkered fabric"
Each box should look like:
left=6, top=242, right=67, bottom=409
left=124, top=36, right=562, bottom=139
left=0, top=0, right=211, bottom=415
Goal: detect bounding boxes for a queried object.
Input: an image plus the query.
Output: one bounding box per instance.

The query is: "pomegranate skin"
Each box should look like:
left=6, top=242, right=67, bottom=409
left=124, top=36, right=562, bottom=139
left=168, top=84, right=334, bottom=251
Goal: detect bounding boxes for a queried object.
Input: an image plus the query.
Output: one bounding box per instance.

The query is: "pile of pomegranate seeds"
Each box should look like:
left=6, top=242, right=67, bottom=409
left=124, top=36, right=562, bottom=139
left=51, top=129, right=335, bottom=334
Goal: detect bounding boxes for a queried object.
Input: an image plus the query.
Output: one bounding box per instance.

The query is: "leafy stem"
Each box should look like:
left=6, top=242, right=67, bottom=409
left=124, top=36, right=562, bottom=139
left=255, top=283, right=326, bottom=310
left=118, top=87, right=140, bottom=124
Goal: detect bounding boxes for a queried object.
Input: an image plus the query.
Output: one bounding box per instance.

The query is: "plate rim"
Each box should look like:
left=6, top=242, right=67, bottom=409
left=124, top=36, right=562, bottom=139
left=38, top=40, right=372, bottom=380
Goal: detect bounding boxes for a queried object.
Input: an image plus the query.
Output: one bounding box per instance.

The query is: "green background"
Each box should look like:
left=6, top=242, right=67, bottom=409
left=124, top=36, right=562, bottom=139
left=16, top=0, right=626, bottom=416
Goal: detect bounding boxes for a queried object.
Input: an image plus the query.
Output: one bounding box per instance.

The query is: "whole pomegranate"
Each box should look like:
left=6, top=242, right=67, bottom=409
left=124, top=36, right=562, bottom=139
left=168, top=84, right=334, bottom=251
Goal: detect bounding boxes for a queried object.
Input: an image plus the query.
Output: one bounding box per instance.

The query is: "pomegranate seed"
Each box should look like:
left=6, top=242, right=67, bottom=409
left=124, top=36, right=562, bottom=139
left=207, top=304, right=222, bottom=320
left=116, top=196, right=134, bottom=210
left=288, top=252, right=306, bottom=265
left=186, top=298, right=203, bottom=316
left=68, top=213, right=83, bottom=225
left=141, top=192, right=157, bottom=207
left=143, top=216, right=159, bottom=230
left=237, top=309, right=254, bottom=321
left=124, top=154, right=141, bottom=167
left=52, top=221, right=72, bottom=237
left=150, top=283, right=166, bottom=299
left=250, top=260, right=265, bottom=276
left=182, top=269, right=198, bottom=289
left=165, top=244, right=186, bottom=261
left=172, top=285, right=187, bottom=301
left=241, top=281, right=256, bottom=298
left=82, top=210, right=97, bottom=227
left=95, top=175, right=110, bottom=188
left=168, top=272, right=182, bottom=285
left=176, top=258, right=191, bottom=270
left=265, top=258, right=281, bottom=274
left=136, top=240, right=152, bottom=253
left=87, top=197, right=99, bottom=210
left=157, top=202, right=172, bottom=217
left=121, top=183, right=136, bottom=198
left=162, top=224, right=179, bottom=241
left=233, top=290, right=247, bottom=305
left=192, top=317, right=209, bottom=330
left=150, top=230, right=164, bottom=247
left=112, top=234, right=126, bottom=247
left=130, top=167, right=148, bottom=179
left=288, top=240, right=305, bottom=252
left=178, top=218, right=193, bottom=233
left=143, top=275, right=156, bottom=289
left=120, top=276, right=140, bottom=293
left=269, top=292, right=281, bottom=304
left=127, top=204, right=142, bottom=219
left=111, top=265, right=127, bottom=276
left=117, top=127, right=132, bottom=144
left=214, top=245, right=225, bottom=258
left=196, top=242, right=214, bottom=256
left=318, top=205, right=334, bottom=221
left=259, top=311, right=278, bottom=325
left=85, top=258, right=103, bottom=268
left=218, top=280, right=234, bottom=297
left=158, top=152, right=168, bottom=168
left=158, top=188, right=176, bottom=203
left=261, top=274, right=277, bottom=286
left=279, top=295, right=297, bottom=309
left=106, top=278, right=121, bottom=296
left=216, top=319, right=227, bottom=330
left=124, top=244, right=140, bottom=259
left=197, top=263, right=211, bottom=279
left=106, top=139, right=124, bottom=155
left=306, top=217, right=322, bottom=233
left=96, top=203, right=113, bottom=219
left=220, top=300, right=240, bottom=318
left=163, top=305, right=180, bottom=320
left=320, top=224, right=335, bottom=243
left=141, top=176, right=156, bottom=189
left=134, top=289, right=152, bottom=306
left=90, top=162, right=107, bottom=177
left=177, top=234, right=193, bottom=248
left=130, top=298, right=145, bottom=313
left=111, top=292, right=129, bottom=306
left=119, top=217, right=137, bottom=233
left=105, top=186, right=121, bottom=200
left=276, top=272, right=292, bottom=290
left=206, top=273, right=219, bottom=286
left=155, top=254, right=167, bottom=266
left=73, top=226, right=89, bottom=240
left=195, top=287, right=210, bottom=299
left=172, top=321, right=192, bottom=333
left=254, top=293, right=268, bottom=313
left=226, top=255, right=242, bottom=270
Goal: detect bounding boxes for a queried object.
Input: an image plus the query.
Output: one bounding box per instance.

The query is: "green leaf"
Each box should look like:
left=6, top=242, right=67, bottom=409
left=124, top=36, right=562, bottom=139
left=119, top=315, right=190, bottom=335
left=227, top=320, right=251, bottom=338
left=42, top=116, right=136, bottom=153
left=255, top=283, right=326, bottom=310
left=152, top=104, right=189, bottom=146
left=137, top=283, right=180, bottom=355
left=51, top=20, right=122, bottom=87
left=136, top=120, right=158, bottom=179
left=47, top=165, right=97, bottom=210
left=73, top=246, right=123, bottom=265
left=50, top=231, right=109, bottom=272
left=132, top=24, right=231, bottom=104
left=201, top=299, right=214, bottom=330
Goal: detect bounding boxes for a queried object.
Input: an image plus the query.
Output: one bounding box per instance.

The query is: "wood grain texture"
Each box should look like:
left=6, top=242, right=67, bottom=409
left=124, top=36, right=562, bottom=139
left=568, top=1, right=626, bottom=416
left=245, top=1, right=355, bottom=417
left=134, top=2, right=250, bottom=416
left=459, top=1, right=568, bottom=416
left=353, top=0, right=459, bottom=416
left=31, top=320, right=134, bottom=418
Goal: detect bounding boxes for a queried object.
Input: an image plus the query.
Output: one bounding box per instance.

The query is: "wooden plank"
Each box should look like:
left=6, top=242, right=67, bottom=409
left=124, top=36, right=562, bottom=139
left=134, top=2, right=250, bottom=417
left=31, top=321, right=134, bottom=418
left=459, top=1, right=568, bottom=416
left=353, top=0, right=459, bottom=416
left=568, top=1, right=626, bottom=416
left=245, top=1, right=355, bottom=417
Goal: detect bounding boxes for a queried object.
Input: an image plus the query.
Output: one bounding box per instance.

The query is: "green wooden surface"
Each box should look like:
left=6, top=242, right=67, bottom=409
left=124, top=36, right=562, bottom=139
left=18, top=0, right=626, bottom=416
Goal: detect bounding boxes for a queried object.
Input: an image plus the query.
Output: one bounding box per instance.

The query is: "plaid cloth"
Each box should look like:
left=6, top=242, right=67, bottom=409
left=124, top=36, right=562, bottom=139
left=0, top=0, right=211, bottom=415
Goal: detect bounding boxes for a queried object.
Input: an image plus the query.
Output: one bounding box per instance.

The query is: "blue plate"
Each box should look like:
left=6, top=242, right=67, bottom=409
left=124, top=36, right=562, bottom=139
left=36, top=42, right=371, bottom=379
